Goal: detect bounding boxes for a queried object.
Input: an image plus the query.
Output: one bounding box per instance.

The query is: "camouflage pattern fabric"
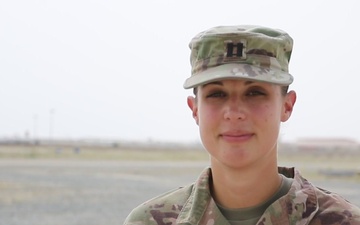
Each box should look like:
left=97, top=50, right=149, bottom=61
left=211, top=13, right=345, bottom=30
left=183, top=25, right=294, bottom=89
left=123, top=167, right=360, bottom=225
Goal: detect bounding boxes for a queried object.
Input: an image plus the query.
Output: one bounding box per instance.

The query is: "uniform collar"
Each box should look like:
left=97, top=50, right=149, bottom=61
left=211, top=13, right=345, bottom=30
left=176, top=167, right=319, bottom=225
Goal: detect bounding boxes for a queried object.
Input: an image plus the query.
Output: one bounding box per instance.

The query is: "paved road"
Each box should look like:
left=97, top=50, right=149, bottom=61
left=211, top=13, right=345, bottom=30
left=0, top=159, right=359, bottom=225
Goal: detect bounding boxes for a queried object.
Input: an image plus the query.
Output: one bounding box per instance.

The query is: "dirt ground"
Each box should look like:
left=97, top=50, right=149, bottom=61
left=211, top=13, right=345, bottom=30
left=0, top=159, right=208, bottom=225
left=0, top=155, right=360, bottom=225
left=0, top=145, right=360, bottom=225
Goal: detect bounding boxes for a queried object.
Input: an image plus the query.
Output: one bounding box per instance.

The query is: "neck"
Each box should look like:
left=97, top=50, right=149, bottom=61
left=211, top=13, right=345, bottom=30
left=210, top=154, right=281, bottom=209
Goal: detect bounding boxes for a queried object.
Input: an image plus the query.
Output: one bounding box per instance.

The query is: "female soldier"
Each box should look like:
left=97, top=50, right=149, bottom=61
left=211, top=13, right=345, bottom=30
left=124, top=25, right=360, bottom=225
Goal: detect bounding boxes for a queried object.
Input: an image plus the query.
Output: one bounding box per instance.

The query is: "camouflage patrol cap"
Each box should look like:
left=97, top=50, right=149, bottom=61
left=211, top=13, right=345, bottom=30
left=183, top=25, right=294, bottom=89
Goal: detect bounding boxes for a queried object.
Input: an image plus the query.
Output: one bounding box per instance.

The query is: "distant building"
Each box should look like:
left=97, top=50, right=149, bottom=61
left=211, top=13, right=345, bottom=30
left=294, top=138, right=360, bottom=154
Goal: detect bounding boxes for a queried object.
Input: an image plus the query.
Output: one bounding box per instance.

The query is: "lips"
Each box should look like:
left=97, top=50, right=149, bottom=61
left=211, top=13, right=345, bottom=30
left=220, top=131, right=254, bottom=142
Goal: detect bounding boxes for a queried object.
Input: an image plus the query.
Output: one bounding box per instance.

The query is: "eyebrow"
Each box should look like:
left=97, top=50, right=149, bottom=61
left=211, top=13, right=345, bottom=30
left=202, top=80, right=254, bottom=88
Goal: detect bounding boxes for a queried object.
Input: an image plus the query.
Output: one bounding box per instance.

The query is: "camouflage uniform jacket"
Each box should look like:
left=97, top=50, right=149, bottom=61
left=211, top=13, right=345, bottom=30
left=123, top=167, right=360, bottom=225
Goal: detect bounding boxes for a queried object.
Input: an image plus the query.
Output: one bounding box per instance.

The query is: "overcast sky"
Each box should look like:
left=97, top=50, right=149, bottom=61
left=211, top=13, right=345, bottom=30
left=1, top=0, right=359, bottom=143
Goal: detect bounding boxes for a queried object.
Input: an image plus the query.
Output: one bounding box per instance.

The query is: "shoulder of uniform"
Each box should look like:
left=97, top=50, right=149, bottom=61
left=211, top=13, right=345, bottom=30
left=123, top=183, right=194, bottom=225
left=310, top=187, right=360, bottom=225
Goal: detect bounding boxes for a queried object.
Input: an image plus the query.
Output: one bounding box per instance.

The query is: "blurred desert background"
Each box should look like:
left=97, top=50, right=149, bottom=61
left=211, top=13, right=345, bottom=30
left=0, top=138, right=360, bottom=225
left=2, top=1, right=360, bottom=225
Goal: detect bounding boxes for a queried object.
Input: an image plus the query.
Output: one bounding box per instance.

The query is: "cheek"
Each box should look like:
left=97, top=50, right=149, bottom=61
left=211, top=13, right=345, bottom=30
left=198, top=104, right=219, bottom=124
left=252, top=103, right=270, bottom=118
left=253, top=103, right=281, bottom=125
left=197, top=104, right=222, bottom=142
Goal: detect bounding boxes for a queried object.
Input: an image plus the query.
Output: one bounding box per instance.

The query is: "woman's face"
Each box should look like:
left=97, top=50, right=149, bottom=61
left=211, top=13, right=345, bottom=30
left=187, top=79, right=296, bottom=169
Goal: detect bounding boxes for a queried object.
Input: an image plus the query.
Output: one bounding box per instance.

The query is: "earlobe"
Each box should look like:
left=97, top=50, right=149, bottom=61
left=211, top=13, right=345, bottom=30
left=281, top=91, right=297, bottom=122
left=187, top=96, right=199, bottom=125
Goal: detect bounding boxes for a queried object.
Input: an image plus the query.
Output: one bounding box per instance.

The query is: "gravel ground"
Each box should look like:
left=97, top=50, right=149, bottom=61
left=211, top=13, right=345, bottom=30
left=0, top=159, right=359, bottom=225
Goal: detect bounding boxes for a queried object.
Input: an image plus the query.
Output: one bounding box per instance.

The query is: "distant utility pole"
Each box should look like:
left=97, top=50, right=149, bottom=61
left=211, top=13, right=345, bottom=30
left=33, top=114, right=38, bottom=140
left=49, top=108, right=55, bottom=139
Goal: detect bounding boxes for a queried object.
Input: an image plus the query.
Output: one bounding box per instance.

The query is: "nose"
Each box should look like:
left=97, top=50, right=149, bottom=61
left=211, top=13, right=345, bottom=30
left=223, top=99, right=246, bottom=121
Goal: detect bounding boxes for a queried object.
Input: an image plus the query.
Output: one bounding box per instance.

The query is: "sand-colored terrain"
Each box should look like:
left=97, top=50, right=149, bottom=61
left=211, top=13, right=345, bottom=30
left=0, top=145, right=359, bottom=225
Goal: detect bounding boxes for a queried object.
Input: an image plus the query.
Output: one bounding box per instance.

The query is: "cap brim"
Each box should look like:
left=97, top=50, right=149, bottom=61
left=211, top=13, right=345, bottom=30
left=183, top=63, right=293, bottom=89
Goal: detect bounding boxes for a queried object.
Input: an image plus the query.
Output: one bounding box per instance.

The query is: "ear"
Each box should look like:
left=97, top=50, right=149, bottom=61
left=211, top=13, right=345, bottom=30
left=187, top=96, right=199, bottom=125
left=281, top=90, right=297, bottom=122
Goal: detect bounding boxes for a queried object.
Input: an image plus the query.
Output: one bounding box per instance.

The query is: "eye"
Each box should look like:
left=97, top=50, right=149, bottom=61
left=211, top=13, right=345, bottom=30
left=206, top=91, right=227, bottom=98
left=246, top=88, right=266, bottom=97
